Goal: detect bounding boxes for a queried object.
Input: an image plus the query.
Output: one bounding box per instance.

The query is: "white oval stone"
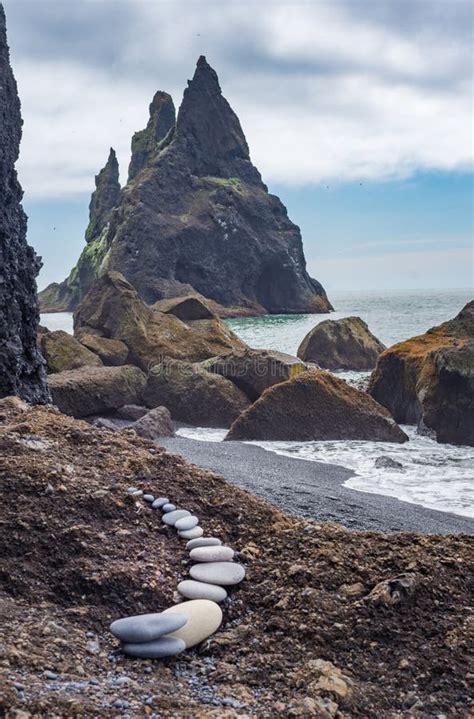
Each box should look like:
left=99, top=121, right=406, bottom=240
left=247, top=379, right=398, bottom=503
left=190, top=562, right=246, bottom=586
left=178, top=526, right=203, bottom=539
left=177, top=580, right=227, bottom=603
left=175, top=515, right=199, bottom=531
left=152, top=497, right=169, bottom=509
left=190, top=546, right=234, bottom=563
left=143, top=494, right=155, bottom=503
left=162, top=509, right=191, bottom=526
left=186, top=537, right=222, bottom=551
left=163, top=600, right=223, bottom=648
left=122, top=636, right=185, bottom=658
left=161, top=503, right=176, bottom=513
left=109, top=612, right=187, bottom=643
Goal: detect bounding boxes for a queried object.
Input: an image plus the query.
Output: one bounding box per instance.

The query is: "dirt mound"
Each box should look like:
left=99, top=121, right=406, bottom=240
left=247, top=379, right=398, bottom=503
left=0, top=399, right=472, bottom=717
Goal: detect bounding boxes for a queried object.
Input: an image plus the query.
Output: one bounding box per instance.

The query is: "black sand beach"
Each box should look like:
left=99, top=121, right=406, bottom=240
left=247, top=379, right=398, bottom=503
left=160, top=435, right=474, bottom=535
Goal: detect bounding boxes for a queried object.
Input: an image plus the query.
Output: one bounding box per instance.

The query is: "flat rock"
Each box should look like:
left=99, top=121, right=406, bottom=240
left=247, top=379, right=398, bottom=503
left=186, top=537, right=222, bottom=551
left=143, top=494, right=155, bottom=503
left=179, top=526, right=203, bottom=539
left=175, top=515, right=199, bottom=531
left=109, top=612, right=187, bottom=643
left=162, top=509, right=191, bottom=526
left=163, top=600, right=223, bottom=648
left=152, top=497, right=169, bottom=509
left=190, top=562, right=246, bottom=586
left=161, top=503, right=176, bottom=513
left=190, top=546, right=234, bottom=563
left=122, top=636, right=186, bottom=659
left=177, top=580, right=227, bottom=603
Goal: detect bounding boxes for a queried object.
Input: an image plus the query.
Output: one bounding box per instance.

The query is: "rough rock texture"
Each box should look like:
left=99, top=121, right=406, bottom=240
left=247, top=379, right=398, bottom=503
left=0, top=7, right=49, bottom=403
left=145, top=359, right=251, bottom=427
left=38, top=149, right=121, bottom=312
left=73, top=271, right=247, bottom=369
left=226, top=369, right=408, bottom=442
left=368, top=301, right=474, bottom=446
left=0, top=399, right=472, bottom=717
left=152, top=295, right=215, bottom=321
left=75, top=330, right=129, bottom=366
left=132, top=405, right=175, bottom=439
left=39, top=56, right=331, bottom=315
left=38, top=328, right=102, bottom=374
left=203, top=348, right=306, bottom=401
left=298, top=317, right=386, bottom=370
left=48, top=364, right=146, bottom=418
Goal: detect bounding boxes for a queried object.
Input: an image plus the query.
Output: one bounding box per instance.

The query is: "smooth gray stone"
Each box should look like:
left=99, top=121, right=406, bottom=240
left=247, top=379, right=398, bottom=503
left=178, top=526, right=203, bottom=539
left=127, top=487, right=138, bottom=494
left=186, top=537, right=222, bottom=551
left=161, top=503, right=176, bottom=513
left=143, top=494, right=155, bottom=503
left=109, top=612, right=187, bottom=643
left=190, top=546, right=234, bottom=563
left=190, top=562, right=246, bottom=586
left=152, top=497, right=170, bottom=509
left=177, top=580, right=227, bottom=603
left=162, top=509, right=191, bottom=526
left=175, top=515, right=199, bottom=531
left=122, top=636, right=186, bottom=658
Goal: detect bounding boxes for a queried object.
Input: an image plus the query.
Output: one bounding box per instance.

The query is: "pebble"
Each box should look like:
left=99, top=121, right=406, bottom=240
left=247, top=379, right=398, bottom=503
left=143, top=494, right=155, bottom=503
left=190, top=546, right=234, bottom=563
left=127, top=487, right=138, bottom=494
left=112, top=699, right=130, bottom=709
left=177, top=579, right=227, bottom=603
left=186, top=537, right=222, bottom=551
left=109, top=612, right=187, bottom=643
left=43, top=671, right=58, bottom=680
left=179, top=526, right=204, bottom=539
left=131, top=489, right=143, bottom=498
left=164, top=600, right=223, bottom=648
left=161, top=503, right=177, bottom=513
left=162, top=509, right=191, bottom=526
left=190, top=562, right=246, bottom=586
left=123, top=636, right=186, bottom=659
left=175, top=515, right=199, bottom=531
left=152, top=497, right=170, bottom=509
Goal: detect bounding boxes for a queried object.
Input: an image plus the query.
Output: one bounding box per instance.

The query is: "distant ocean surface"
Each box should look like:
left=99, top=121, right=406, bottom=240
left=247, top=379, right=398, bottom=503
left=42, top=288, right=474, bottom=520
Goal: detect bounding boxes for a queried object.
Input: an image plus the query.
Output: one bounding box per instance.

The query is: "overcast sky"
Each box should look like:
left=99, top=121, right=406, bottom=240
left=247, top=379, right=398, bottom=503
left=4, top=0, right=473, bottom=292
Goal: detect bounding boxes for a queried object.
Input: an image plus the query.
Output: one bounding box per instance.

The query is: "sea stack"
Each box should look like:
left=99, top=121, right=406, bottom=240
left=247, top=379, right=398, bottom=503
left=0, top=4, right=49, bottom=403
left=39, top=56, right=331, bottom=316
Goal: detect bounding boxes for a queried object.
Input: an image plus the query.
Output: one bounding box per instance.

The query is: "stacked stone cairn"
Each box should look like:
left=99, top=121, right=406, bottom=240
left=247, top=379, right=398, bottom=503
left=109, top=489, right=246, bottom=658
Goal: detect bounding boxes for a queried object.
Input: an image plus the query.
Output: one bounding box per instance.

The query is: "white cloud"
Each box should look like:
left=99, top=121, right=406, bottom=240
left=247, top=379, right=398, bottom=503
left=7, top=0, right=473, bottom=198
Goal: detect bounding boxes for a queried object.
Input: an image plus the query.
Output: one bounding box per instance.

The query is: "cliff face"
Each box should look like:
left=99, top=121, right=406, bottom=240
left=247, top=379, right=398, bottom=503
left=0, top=5, right=49, bottom=403
left=39, top=56, right=331, bottom=315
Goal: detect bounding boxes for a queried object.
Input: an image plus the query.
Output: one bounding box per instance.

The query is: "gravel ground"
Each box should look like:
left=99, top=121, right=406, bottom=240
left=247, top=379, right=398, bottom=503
left=160, top=435, right=474, bottom=535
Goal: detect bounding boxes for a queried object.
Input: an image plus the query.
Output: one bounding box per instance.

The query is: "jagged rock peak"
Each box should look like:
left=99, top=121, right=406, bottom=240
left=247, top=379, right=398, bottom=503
left=85, top=147, right=121, bottom=242
left=0, top=3, right=50, bottom=403
left=128, top=90, right=175, bottom=182
left=175, top=55, right=260, bottom=183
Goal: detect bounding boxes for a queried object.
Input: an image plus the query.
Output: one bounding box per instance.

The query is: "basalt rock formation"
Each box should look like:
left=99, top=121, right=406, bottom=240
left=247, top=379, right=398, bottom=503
left=0, top=5, right=49, bottom=403
left=297, top=317, right=386, bottom=370
left=39, top=56, right=331, bottom=316
left=368, top=301, right=474, bottom=446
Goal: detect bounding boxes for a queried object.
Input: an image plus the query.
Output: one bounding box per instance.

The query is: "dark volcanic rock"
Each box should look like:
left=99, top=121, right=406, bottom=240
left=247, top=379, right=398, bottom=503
left=298, top=317, right=385, bottom=370
left=85, top=147, right=121, bottom=242
left=132, top=406, right=175, bottom=439
left=38, top=328, right=102, bottom=374
left=368, top=301, right=474, bottom=446
left=226, top=369, right=408, bottom=443
left=0, top=7, right=49, bottom=403
left=39, top=56, right=331, bottom=315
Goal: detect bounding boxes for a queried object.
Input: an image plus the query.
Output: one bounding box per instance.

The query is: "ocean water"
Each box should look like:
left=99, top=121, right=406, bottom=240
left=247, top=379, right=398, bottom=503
left=41, top=288, right=474, bottom=519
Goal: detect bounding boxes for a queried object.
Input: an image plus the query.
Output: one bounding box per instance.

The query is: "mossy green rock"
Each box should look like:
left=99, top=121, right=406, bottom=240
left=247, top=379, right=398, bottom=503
left=38, top=329, right=102, bottom=374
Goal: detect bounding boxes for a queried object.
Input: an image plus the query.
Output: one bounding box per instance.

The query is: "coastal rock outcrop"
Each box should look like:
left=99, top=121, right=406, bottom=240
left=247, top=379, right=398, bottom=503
left=73, top=271, right=247, bottom=368
left=75, top=330, right=129, bottom=366
left=203, top=348, right=306, bottom=401
left=226, top=369, right=408, bottom=442
left=39, top=56, right=331, bottom=315
left=297, top=317, right=385, bottom=370
left=145, top=359, right=250, bottom=427
left=0, top=7, right=49, bottom=403
left=38, top=328, right=102, bottom=374
left=48, top=364, right=146, bottom=418
left=132, top=406, right=175, bottom=439
left=368, top=301, right=474, bottom=445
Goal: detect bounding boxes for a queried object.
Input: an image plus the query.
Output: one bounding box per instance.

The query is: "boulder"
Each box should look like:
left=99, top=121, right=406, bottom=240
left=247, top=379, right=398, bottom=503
left=226, top=369, right=408, bottom=443
left=38, top=329, right=102, bottom=374
left=0, top=8, right=49, bottom=404
left=132, top=406, right=175, bottom=439
left=73, top=272, right=247, bottom=369
left=48, top=365, right=146, bottom=418
left=202, top=349, right=306, bottom=401
left=114, top=404, right=148, bottom=421
left=145, top=359, right=250, bottom=427
left=297, top=317, right=385, bottom=370
left=76, top=330, right=129, bottom=366
left=152, top=295, right=215, bottom=321
left=368, top=301, right=474, bottom=445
